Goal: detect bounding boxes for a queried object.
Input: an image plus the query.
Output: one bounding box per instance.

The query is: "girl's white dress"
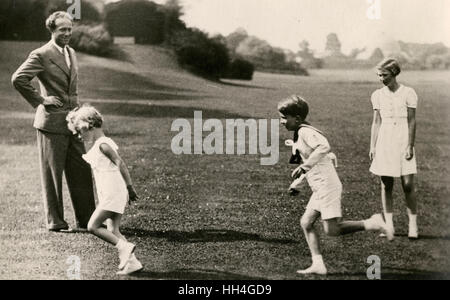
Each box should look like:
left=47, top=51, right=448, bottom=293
left=370, top=85, right=418, bottom=177
left=82, top=136, right=128, bottom=214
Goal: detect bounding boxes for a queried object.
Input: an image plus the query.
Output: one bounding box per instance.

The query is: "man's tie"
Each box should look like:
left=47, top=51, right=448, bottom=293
left=64, top=46, right=71, bottom=69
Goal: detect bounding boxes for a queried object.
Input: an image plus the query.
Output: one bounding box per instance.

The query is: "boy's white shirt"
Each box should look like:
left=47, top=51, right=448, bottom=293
left=293, top=126, right=331, bottom=171
left=286, top=126, right=338, bottom=190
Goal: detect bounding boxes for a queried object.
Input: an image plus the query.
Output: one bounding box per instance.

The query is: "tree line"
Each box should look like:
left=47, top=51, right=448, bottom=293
left=2, top=0, right=312, bottom=80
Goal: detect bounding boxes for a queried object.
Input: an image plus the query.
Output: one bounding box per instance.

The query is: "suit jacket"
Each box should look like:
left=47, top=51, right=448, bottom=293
left=11, top=41, right=79, bottom=134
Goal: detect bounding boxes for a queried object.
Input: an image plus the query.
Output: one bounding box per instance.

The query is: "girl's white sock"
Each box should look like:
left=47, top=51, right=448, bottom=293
left=384, top=213, right=394, bottom=228
left=115, top=239, right=126, bottom=250
left=408, top=214, right=417, bottom=227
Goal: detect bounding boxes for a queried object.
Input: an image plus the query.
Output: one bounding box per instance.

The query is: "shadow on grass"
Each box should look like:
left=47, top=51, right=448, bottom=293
left=82, top=90, right=209, bottom=101
left=80, top=66, right=195, bottom=94
left=394, top=233, right=450, bottom=241
left=218, top=80, right=276, bottom=90
left=0, top=103, right=252, bottom=145
left=122, top=228, right=298, bottom=245
left=130, top=268, right=266, bottom=280
left=94, top=103, right=252, bottom=119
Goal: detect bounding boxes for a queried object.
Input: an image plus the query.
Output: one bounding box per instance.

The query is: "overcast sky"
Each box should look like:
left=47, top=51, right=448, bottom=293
left=125, top=0, right=450, bottom=54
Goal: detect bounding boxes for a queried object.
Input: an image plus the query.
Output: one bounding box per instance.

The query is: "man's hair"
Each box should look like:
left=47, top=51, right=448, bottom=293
left=376, top=58, right=401, bottom=77
left=45, top=11, right=73, bottom=32
left=66, top=104, right=103, bottom=135
left=278, top=95, right=309, bottom=120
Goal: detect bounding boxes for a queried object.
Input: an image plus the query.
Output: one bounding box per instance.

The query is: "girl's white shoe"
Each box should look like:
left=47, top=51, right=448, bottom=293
left=118, top=242, right=136, bottom=270
left=408, top=225, right=419, bottom=239
left=117, top=255, right=143, bottom=275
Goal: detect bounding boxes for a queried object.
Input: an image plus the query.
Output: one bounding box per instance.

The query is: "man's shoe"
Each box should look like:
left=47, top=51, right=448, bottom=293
left=48, top=226, right=69, bottom=232
left=50, top=227, right=88, bottom=233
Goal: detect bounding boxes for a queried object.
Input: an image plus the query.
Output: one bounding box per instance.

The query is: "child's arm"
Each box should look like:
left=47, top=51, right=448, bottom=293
left=406, top=107, right=416, bottom=160
left=99, top=143, right=139, bottom=202
left=370, top=110, right=381, bottom=160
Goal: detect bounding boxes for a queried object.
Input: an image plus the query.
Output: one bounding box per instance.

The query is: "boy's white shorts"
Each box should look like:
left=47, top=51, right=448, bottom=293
left=306, top=185, right=342, bottom=220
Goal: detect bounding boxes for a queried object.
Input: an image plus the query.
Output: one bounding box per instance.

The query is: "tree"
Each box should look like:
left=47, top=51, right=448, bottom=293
left=225, top=28, right=248, bottom=54
left=369, top=48, right=384, bottom=62
left=297, top=40, right=322, bottom=69
left=46, top=0, right=101, bottom=24
left=170, top=28, right=230, bottom=79
left=161, top=0, right=186, bottom=40
left=105, top=0, right=165, bottom=44
left=0, top=0, right=101, bottom=41
left=349, top=47, right=366, bottom=59
left=325, top=33, right=342, bottom=56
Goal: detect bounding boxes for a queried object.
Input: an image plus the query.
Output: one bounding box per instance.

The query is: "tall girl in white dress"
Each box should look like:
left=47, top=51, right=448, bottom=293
left=66, top=105, right=143, bottom=275
left=370, top=58, right=419, bottom=239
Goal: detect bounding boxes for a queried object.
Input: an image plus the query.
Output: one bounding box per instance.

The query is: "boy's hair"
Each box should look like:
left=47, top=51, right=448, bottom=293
left=376, top=58, right=401, bottom=77
left=66, top=104, right=103, bottom=135
left=45, top=11, right=73, bottom=33
left=278, top=95, right=309, bottom=120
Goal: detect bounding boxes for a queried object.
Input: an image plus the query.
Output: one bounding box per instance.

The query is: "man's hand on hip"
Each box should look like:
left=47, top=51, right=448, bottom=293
left=43, top=96, right=63, bottom=107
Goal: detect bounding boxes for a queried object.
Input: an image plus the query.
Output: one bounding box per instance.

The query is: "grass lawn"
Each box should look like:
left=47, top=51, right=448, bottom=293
left=1, top=41, right=450, bottom=280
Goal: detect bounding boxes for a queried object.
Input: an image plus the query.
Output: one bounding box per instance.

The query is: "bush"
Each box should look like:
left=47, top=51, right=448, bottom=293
left=46, top=0, right=101, bottom=24
left=0, top=0, right=102, bottom=41
left=223, top=58, right=254, bottom=80
left=0, top=0, right=48, bottom=40
left=69, top=24, right=117, bottom=57
left=170, top=29, right=230, bottom=79
left=105, top=0, right=165, bottom=44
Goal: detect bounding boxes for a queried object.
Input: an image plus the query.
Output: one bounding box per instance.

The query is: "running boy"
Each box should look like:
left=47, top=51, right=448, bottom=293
left=278, top=95, right=393, bottom=275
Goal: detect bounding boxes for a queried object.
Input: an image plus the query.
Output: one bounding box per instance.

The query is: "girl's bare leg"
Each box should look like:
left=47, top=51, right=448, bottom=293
left=87, top=209, right=120, bottom=245
left=88, top=209, right=135, bottom=269
left=401, top=174, right=418, bottom=238
left=401, top=174, right=417, bottom=214
left=110, top=213, right=127, bottom=241
left=380, top=176, right=395, bottom=233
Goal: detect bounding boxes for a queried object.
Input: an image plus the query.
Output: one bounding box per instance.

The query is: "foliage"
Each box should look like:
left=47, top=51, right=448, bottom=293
left=0, top=0, right=101, bottom=41
left=227, top=30, right=308, bottom=75
left=223, top=58, right=255, bottom=80
left=104, top=0, right=165, bottom=44
left=170, top=29, right=230, bottom=79
left=69, top=24, right=121, bottom=58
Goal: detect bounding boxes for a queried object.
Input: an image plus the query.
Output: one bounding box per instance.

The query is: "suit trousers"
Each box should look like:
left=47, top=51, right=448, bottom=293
left=37, top=130, right=96, bottom=230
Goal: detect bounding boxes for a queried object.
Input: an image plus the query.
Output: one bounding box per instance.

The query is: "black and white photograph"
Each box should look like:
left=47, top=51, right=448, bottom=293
left=0, top=0, right=449, bottom=282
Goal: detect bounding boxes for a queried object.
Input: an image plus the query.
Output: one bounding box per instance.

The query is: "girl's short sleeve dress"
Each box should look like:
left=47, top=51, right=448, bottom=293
left=370, top=85, right=418, bottom=177
left=82, top=136, right=128, bottom=214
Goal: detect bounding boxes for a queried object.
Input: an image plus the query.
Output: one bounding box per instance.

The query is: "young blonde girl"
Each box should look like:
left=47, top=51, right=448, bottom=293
left=370, top=58, right=419, bottom=239
left=279, top=95, right=392, bottom=275
left=66, top=105, right=142, bottom=275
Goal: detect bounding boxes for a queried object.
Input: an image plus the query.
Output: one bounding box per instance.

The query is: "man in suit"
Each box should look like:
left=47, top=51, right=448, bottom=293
left=11, top=11, right=95, bottom=232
